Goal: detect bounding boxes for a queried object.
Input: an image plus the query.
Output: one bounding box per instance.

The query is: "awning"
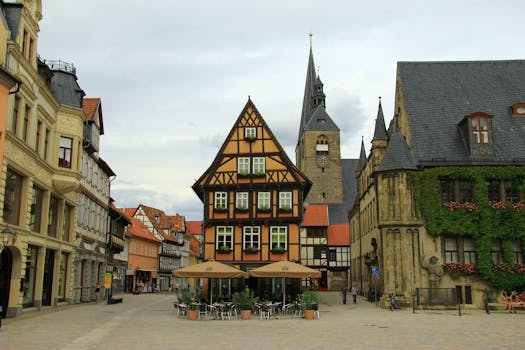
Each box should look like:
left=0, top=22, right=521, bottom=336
left=136, top=268, right=157, bottom=272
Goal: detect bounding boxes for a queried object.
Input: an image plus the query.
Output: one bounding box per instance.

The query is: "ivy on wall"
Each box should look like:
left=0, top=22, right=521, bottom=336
left=409, top=166, right=525, bottom=291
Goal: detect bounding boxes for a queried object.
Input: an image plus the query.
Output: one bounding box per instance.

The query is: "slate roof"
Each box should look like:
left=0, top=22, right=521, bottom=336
left=358, top=138, right=367, bottom=171
left=372, top=99, right=388, bottom=141
left=48, top=69, right=85, bottom=108
left=377, top=131, right=417, bottom=172
left=2, top=2, right=22, bottom=41
left=398, top=60, right=525, bottom=165
left=304, top=105, right=340, bottom=132
left=326, top=158, right=359, bottom=224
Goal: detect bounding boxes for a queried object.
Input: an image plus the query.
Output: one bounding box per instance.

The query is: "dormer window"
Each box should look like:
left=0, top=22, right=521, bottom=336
left=512, top=103, right=525, bottom=117
left=467, top=112, right=492, bottom=144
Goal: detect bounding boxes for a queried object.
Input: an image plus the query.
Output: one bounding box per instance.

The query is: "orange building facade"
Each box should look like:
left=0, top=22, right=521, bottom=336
left=125, top=217, right=160, bottom=293
left=193, top=99, right=311, bottom=300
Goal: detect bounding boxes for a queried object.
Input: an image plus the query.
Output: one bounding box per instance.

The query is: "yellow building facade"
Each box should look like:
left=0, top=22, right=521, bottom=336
left=0, top=0, right=84, bottom=318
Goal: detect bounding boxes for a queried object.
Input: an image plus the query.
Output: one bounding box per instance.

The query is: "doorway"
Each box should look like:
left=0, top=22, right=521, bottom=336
left=42, top=249, right=55, bottom=306
left=0, top=247, right=12, bottom=318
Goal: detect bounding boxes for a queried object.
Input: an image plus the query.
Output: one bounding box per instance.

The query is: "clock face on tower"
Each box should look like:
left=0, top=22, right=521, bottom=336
left=317, top=156, right=328, bottom=168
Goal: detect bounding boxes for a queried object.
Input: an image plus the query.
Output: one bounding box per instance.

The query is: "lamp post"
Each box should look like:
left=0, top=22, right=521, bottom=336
left=1, top=226, right=14, bottom=248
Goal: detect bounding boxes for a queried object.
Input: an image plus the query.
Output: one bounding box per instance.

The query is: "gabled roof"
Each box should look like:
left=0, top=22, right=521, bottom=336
left=83, top=97, right=104, bottom=134
left=193, top=98, right=311, bottom=200
left=302, top=205, right=329, bottom=226
left=136, top=204, right=185, bottom=239
left=327, top=223, right=350, bottom=246
left=126, top=217, right=160, bottom=243
left=398, top=60, right=525, bottom=165
left=186, top=221, right=203, bottom=236
left=377, top=131, right=417, bottom=172
left=304, top=105, right=339, bottom=132
left=124, top=207, right=137, bottom=218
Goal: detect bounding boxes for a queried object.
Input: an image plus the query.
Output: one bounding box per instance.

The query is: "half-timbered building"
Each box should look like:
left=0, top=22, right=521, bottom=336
left=193, top=99, right=311, bottom=300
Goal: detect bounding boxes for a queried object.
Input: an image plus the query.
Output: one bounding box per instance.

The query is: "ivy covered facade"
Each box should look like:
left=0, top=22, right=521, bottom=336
left=350, top=60, right=525, bottom=308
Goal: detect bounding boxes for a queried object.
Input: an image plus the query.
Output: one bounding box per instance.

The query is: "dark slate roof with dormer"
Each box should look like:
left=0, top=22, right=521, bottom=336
left=304, top=105, right=340, bottom=132
left=398, top=60, right=525, bottom=165
left=327, top=158, right=359, bottom=224
left=377, top=131, right=417, bottom=172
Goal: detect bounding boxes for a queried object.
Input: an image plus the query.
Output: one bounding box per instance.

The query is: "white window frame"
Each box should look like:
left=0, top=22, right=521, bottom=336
left=258, top=192, right=271, bottom=210
left=243, top=226, right=260, bottom=250
left=253, top=157, right=265, bottom=175
left=236, top=192, right=249, bottom=209
left=238, top=157, right=250, bottom=174
left=214, top=192, right=228, bottom=209
left=279, top=192, right=292, bottom=209
left=216, top=226, right=233, bottom=250
left=245, top=127, right=256, bottom=138
left=270, top=226, right=287, bottom=250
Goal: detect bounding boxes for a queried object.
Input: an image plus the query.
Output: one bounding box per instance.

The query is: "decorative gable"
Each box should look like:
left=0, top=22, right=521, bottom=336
left=194, top=99, right=311, bottom=193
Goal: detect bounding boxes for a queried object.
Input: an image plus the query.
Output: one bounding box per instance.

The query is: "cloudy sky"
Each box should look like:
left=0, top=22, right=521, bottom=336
left=38, top=0, right=524, bottom=220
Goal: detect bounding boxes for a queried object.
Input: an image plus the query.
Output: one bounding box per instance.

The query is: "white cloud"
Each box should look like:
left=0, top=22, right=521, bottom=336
left=38, top=0, right=525, bottom=219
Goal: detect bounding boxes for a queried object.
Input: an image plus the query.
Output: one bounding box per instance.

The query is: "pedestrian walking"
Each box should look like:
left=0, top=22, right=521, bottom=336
left=351, top=284, right=358, bottom=304
left=341, top=283, right=348, bottom=304
left=95, top=283, right=100, bottom=303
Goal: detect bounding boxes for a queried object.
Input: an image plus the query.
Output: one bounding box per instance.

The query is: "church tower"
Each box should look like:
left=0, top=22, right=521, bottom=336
left=295, top=37, right=343, bottom=204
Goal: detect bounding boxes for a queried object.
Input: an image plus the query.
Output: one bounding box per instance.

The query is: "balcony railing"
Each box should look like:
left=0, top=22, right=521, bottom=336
left=44, top=59, right=77, bottom=74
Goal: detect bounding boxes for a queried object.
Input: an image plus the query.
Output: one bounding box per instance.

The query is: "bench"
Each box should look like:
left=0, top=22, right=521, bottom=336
left=485, top=302, right=524, bottom=314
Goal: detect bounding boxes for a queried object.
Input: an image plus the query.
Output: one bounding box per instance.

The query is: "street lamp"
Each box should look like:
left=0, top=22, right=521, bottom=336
left=1, top=226, right=14, bottom=247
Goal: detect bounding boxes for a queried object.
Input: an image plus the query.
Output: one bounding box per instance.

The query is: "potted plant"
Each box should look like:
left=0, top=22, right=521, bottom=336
left=245, top=245, right=258, bottom=254
left=179, top=289, right=198, bottom=320
left=232, top=287, right=259, bottom=320
left=218, top=245, right=231, bottom=253
left=298, top=289, right=320, bottom=320
left=271, top=245, right=286, bottom=254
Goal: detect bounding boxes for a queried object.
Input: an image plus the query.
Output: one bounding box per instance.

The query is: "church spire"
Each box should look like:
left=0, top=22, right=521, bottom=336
left=372, top=97, right=388, bottom=141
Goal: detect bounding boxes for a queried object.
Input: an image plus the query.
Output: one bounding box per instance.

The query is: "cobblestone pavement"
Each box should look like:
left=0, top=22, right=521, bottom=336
left=1, top=292, right=522, bottom=350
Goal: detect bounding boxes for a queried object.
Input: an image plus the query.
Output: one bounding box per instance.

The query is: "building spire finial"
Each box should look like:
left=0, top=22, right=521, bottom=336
left=309, top=32, right=313, bottom=48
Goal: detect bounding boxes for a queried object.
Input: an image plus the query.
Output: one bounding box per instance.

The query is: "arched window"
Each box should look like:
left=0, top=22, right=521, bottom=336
left=316, top=135, right=329, bottom=155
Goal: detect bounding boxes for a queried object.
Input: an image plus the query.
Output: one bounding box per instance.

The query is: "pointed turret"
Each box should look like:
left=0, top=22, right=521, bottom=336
left=377, top=131, right=417, bottom=172
left=372, top=97, right=388, bottom=142
left=358, top=137, right=367, bottom=171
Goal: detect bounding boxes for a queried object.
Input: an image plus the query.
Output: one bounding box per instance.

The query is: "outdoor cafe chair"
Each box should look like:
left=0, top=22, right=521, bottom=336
left=217, top=304, right=231, bottom=320
left=198, top=303, right=209, bottom=319
left=259, top=303, right=272, bottom=320
left=177, top=303, right=187, bottom=317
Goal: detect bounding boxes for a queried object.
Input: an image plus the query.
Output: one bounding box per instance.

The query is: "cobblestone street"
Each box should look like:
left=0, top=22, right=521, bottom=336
left=1, top=292, right=522, bottom=350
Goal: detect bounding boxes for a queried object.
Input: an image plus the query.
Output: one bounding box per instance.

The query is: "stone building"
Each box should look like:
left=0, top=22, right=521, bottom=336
left=0, top=0, right=83, bottom=317
left=350, top=60, right=525, bottom=308
left=295, top=40, right=357, bottom=290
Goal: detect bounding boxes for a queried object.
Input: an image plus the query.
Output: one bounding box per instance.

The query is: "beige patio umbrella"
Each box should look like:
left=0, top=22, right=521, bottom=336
left=172, top=260, right=248, bottom=303
left=249, top=260, right=321, bottom=306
